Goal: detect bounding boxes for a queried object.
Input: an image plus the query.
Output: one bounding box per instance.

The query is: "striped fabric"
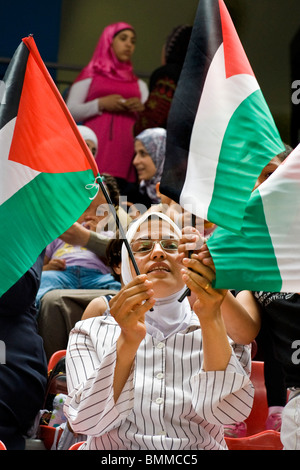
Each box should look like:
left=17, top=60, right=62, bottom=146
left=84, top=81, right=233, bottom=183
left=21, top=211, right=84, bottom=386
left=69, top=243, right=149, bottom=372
left=64, top=314, right=254, bottom=450
left=0, top=36, right=98, bottom=296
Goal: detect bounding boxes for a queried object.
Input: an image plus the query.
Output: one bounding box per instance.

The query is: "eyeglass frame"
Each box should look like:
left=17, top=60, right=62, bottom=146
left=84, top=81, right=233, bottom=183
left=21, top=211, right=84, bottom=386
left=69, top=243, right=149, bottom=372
left=130, top=238, right=180, bottom=256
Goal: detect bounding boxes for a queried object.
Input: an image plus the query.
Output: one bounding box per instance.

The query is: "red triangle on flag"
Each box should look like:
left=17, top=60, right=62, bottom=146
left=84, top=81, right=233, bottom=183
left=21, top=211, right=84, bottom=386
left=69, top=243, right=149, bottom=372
left=8, top=36, right=99, bottom=175
left=219, top=0, right=254, bottom=79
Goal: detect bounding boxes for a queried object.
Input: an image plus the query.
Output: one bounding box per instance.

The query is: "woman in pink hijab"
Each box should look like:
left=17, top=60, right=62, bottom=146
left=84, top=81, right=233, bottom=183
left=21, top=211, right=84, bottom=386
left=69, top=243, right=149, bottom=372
left=67, top=22, right=148, bottom=192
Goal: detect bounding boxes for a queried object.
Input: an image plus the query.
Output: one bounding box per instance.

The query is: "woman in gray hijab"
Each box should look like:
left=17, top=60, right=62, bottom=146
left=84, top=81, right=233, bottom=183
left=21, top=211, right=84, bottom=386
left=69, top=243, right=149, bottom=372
left=132, top=127, right=166, bottom=208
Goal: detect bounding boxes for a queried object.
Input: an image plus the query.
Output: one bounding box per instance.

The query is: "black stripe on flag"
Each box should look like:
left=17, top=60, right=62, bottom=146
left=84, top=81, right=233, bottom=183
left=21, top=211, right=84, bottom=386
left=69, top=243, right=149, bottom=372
left=0, top=41, right=29, bottom=130
left=160, top=0, right=223, bottom=203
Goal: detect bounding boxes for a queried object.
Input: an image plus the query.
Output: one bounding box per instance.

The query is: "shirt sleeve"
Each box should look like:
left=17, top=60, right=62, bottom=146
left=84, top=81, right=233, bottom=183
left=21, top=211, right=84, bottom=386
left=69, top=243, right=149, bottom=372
left=138, top=79, right=149, bottom=103
left=191, top=343, right=254, bottom=425
left=45, top=239, right=58, bottom=259
left=84, top=231, right=110, bottom=258
left=66, top=78, right=100, bottom=122
left=64, top=319, right=135, bottom=436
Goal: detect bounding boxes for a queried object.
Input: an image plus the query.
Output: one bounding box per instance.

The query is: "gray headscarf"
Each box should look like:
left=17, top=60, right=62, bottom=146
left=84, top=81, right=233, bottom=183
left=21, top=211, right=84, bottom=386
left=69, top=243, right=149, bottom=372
left=135, top=127, right=166, bottom=204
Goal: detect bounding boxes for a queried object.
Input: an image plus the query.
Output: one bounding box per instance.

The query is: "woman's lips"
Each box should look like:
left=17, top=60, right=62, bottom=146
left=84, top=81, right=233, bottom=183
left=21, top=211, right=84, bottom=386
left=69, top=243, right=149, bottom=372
left=147, top=262, right=170, bottom=274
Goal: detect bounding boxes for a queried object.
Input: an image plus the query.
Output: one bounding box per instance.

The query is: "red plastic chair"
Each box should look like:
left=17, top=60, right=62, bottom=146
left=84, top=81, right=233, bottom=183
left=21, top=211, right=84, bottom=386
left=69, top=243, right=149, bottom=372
left=0, top=440, right=7, bottom=450
left=225, top=361, right=285, bottom=449
left=244, top=361, right=269, bottom=436
left=226, top=430, right=283, bottom=450
left=47, top=349, right=66, bottom=373
left=39, top=425, right=63, bottom=450
left=69, top=441, right=86, bottom=450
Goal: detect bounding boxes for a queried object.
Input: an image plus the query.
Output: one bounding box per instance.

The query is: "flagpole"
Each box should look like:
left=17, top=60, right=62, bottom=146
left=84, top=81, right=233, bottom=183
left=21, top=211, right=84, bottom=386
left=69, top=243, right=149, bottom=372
left=178, top=213, right=196, bottom=303
left=96, top=176, right=140, bottom=277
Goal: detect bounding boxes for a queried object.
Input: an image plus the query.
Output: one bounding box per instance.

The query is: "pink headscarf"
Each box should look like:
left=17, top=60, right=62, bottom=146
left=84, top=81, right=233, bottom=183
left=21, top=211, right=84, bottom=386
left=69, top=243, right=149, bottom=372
left=75, top=22, right=138, bottom=82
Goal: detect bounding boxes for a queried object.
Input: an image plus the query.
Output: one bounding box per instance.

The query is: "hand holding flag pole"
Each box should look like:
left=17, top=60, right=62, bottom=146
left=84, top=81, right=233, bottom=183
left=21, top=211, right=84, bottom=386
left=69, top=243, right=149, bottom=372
left=178, top=213, right=196, bottom=303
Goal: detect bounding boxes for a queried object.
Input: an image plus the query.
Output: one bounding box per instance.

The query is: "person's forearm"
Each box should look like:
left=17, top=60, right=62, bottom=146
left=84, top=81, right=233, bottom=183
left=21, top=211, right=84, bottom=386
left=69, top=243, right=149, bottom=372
left=201, top=313, right=232, bottom=371
left=85, top=230, right=109, bottom=257
left=60, top=223, right=109, bottom=258
left=113, top=334, right=139, bottom=402
left=66, top=79, right=100, bottom=121
left=59, top=222, right=90, bottom=246
left=221, top=291, right=261, bottom=344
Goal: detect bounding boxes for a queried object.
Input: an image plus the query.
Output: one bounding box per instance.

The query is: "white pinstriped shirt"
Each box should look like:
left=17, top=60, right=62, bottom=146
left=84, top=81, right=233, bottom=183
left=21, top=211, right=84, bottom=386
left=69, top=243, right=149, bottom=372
left=64, top=313, right=254, bottom=450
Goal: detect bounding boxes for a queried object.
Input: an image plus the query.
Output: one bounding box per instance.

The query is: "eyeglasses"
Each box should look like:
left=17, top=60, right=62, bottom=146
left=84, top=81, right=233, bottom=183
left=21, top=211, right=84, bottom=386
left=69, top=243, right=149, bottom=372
left=130, top=238, right=180, bottom=255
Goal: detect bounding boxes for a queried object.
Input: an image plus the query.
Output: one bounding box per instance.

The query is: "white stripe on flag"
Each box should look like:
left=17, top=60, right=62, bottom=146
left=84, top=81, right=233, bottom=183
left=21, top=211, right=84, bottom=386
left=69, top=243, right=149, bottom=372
left=180, top=43, right=259, bottom=217
left=0, top=118, right=40, bottom=205
left=258, top=144, right=300, bottom=292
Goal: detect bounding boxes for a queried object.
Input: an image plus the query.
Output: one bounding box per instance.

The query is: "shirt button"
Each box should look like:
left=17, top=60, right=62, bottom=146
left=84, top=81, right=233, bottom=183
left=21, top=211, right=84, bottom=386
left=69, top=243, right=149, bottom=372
left=155, top=397, right=164, bottom=405
left=156, top=372, right=164, bottom=379
left=156, top=342, right=165, bottom=349
left=158, top=430, right=166, bottom=436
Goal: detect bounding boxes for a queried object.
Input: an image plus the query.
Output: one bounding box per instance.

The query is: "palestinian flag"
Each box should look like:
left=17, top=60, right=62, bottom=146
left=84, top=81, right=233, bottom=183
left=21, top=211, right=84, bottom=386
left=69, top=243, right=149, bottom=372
left=207, top=143, right=300, bottom=293
left=0, top=36, right=99, bottom=297
left=160, top=0, right=284, bottom=233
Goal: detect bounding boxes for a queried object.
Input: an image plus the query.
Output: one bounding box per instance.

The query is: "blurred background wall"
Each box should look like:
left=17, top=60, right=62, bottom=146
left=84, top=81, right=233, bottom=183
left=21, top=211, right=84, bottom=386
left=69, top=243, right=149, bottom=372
left=1, top=0, right=299, bottom=145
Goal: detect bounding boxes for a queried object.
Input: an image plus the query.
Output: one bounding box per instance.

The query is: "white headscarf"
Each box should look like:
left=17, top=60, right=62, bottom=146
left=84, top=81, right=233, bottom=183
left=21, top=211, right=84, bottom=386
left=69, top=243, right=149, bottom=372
left=77, top=125, right=98, bottom=154
left=121, top=212, right=193, bottom=339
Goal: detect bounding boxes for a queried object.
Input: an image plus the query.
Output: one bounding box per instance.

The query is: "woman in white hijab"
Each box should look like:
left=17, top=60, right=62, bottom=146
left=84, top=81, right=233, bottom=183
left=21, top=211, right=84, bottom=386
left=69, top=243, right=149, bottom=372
left=64, top=212, right=254, bottom=450
left=77, top=125, right=98, bottom=158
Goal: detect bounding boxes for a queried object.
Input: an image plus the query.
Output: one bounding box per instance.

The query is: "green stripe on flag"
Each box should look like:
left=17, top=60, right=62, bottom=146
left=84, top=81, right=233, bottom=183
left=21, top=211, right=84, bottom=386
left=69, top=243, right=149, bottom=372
left=207, top=89, right=285, bottom=233
left=207, top=188, right=282, bottom=292
left=0, top=169, right=97, bottom=297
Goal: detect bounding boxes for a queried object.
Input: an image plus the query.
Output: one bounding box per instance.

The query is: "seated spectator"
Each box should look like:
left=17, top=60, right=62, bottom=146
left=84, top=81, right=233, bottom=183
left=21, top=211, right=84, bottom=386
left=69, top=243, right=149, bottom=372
left=130, top=127, right=166, bottom=213
left=77, top=124, right=98, bottom=158
left=83, top=173, right=132, bottom=234
left=35, top=175, right=127, bottom=310
left=0, top=253, right=47, bottom=449
left=63, top=211, right=254, bottom=450
left=223, top=143, right=293, bottom=439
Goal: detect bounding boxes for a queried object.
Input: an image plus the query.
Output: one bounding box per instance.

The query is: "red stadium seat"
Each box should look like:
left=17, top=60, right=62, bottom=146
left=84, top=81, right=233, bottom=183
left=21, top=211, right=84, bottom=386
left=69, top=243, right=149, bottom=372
left=69, top=441, right=86, bottom=450
left=245, top=361, right=269, bottom=435
left=47, top=349, right=66, bottom=373
left=226, top=430, right=283, bottom=450
left=0, top=440, right=7, bottom=450
left=38, top=425, right=63, bottom=450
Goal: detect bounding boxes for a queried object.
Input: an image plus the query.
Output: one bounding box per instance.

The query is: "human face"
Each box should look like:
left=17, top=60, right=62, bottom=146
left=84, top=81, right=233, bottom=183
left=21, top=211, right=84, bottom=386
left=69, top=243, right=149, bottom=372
left=253, top=156, right=281, bottom=191
left=112, top=29, right=136, bottom=62
left=77, top=189, right=106, bottom=223
left=130, top=219, right=184, bottom=298
left=133, top=140, right=157, bottom=181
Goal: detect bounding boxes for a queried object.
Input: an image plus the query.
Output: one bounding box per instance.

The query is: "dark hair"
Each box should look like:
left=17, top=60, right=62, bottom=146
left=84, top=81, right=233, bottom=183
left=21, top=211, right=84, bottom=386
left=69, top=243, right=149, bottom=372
left=165, top=25, right=192, bottom=67
left=113, top=28, right=136, bottom=39
left=101, top=173, right=120, bottom=206
left=276, top=143, right=293, bottom=162
left=106, top=231, right=123, bottom=281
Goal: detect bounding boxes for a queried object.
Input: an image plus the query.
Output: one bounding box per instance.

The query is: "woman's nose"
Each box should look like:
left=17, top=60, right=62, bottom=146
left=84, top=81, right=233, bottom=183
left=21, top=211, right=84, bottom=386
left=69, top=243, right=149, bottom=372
left=133, top=154, right=139, bottom=166
left=150, top=242, right=166, bottom=259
